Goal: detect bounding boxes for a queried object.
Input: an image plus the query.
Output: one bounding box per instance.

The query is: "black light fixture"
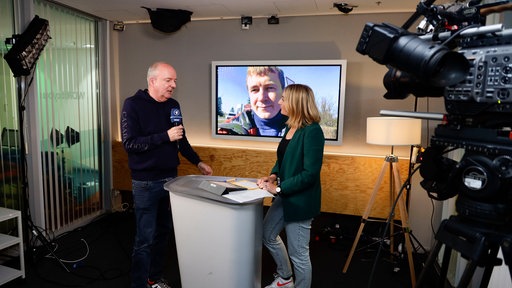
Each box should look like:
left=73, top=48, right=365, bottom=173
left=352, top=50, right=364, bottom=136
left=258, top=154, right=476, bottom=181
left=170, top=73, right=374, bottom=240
left=333, top=2, right=356, bottom=14
left=65, top=126, right=80, bottom=147
left=50, top=128, right=65, bottom=147
left=267, top=15, right=279, bottom=25
left=50, top=127, right=80, bottom=148
left=141, top=7, right=193, bottom=33
left=113, top=21, right=125, bottom=31
left=241, top=16, right=253, bottom=29
left=4, top=15, right=51, bottom=77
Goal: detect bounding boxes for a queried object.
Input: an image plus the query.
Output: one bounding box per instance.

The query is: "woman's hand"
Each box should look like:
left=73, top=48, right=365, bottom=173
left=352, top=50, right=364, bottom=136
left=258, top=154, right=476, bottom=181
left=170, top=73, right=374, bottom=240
left=257, top=174, right=276, bottom=186
left=257, top=175, right=278, bottom=194
left=256, top=176, right=270, bottom=187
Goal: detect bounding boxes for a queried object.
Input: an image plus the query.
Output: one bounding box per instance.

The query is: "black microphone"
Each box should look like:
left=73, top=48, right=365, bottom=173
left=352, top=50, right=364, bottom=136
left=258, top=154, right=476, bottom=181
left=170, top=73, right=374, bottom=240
left=170, top=108, right=182, bottom=149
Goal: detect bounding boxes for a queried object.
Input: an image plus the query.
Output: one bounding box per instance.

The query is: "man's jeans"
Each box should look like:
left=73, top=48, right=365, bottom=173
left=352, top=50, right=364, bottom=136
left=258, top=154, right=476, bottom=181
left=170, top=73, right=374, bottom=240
left=131, top=178, right=173, bottom=288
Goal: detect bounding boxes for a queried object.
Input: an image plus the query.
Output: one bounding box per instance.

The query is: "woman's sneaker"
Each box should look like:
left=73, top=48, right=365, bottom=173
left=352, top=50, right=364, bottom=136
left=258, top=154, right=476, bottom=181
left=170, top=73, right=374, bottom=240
left=147, top=278, right=171, bottom=288
left=265, top=273, right=294, bottom=288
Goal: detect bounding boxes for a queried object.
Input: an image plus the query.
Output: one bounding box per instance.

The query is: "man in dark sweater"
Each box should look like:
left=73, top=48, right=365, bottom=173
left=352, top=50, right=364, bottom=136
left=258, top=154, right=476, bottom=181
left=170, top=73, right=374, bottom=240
left=121, top=61, right=213, bottom=288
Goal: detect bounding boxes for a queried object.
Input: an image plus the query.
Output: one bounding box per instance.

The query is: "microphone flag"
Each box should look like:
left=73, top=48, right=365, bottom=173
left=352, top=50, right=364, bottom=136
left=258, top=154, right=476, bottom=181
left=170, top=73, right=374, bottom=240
left=170, top=108, right=182, bottom=126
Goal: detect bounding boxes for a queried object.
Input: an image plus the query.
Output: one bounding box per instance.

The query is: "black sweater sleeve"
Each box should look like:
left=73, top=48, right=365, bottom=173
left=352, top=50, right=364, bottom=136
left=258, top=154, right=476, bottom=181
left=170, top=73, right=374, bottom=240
left=120, top=90, right=201, bottom=180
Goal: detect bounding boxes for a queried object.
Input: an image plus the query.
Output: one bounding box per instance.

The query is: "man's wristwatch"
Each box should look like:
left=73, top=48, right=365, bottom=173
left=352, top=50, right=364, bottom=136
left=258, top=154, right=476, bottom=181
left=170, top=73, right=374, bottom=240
left=275, top=186, right=281, bottom=195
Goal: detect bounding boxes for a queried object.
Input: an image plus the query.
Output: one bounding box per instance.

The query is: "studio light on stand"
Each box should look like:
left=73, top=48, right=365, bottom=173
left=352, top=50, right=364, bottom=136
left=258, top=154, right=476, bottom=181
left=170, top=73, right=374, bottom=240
left=3, top=15, right=55, bottom=269
left=50, top=128, right=65, bottom=148
left=49, top=128, right=66, bottom=171
left=64, top=126, right=80, bottom=147
left=342, top=117, right=421, bottom=287
left=4, top=15, right=50, bottom=77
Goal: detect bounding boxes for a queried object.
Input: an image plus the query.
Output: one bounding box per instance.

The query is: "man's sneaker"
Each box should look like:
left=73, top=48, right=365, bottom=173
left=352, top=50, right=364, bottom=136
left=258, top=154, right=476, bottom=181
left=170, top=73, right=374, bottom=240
left=147, top=278, right=172, bottom=288
left=265, top=273, right=294, bottom=288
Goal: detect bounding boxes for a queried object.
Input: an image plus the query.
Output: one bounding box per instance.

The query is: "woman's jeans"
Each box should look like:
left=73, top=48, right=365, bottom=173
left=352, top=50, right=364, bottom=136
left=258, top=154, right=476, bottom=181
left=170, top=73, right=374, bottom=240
left=263, top=197, right=313, bottom=288
left=131, top=178, right=173, bottom=288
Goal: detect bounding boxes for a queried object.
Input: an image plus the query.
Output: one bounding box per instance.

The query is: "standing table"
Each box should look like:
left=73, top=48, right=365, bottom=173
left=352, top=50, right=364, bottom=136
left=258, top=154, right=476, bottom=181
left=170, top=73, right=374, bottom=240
left=164, top=175, right=264, bottom=288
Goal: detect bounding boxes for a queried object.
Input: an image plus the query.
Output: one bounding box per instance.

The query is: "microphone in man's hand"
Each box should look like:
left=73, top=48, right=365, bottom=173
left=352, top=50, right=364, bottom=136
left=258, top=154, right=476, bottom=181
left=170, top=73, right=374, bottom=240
left=170, top=108, right=183, bottom=126
left=170, top=108, right=183, bottom=149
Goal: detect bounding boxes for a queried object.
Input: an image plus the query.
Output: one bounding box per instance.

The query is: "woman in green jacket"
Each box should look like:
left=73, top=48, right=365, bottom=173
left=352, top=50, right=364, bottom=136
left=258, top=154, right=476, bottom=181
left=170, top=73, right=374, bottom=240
left=257, top=84, right=325, bottom=288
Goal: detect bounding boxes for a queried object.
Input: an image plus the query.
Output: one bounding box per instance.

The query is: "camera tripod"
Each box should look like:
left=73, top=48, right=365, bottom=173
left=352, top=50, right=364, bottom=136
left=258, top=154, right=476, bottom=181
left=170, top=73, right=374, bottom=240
left=415, top=215, right=512, bottom=288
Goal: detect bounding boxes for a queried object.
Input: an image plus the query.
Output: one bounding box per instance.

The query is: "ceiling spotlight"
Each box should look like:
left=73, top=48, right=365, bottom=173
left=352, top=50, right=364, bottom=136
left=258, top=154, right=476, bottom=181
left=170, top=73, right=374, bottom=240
left=267, top=15, right=279, bottom=25
left=333, top=2, right=357, bottom=14
left=241, top=16, right=253, bottom=30
left=113, top=21, right=125, bottom=31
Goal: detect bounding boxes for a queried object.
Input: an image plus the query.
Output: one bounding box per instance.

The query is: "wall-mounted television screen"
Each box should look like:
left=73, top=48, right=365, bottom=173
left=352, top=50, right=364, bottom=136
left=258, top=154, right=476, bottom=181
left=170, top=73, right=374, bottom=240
left=212, top=60, right=347, bottom=145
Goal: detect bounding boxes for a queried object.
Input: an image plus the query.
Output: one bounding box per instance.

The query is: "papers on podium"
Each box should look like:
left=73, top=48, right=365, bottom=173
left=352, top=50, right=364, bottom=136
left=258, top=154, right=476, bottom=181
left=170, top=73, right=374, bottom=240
left=222, top=180, right=274, bottom=203
left=222, top=188, right=273, bottom=203
left=199, top=179, right=274, bottom=203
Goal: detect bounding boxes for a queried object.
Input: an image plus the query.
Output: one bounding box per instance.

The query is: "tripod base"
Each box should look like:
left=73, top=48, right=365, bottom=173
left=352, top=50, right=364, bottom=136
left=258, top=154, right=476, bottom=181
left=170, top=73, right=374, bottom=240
left=29, top=222, right=69, bottom=272
left=416, top=216, right=512, bottom=288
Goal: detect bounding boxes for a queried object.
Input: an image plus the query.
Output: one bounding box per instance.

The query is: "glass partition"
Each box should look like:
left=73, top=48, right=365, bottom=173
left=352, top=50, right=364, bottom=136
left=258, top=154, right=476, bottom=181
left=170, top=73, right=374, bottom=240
left=34, top=0, right=102, bottom=231
left=0, top=0, right=24, bottom=214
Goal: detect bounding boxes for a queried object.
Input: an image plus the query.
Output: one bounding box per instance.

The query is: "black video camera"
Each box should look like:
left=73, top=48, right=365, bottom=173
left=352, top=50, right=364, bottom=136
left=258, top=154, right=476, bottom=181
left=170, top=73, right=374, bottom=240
left=356, top=0, right=512, bottom=225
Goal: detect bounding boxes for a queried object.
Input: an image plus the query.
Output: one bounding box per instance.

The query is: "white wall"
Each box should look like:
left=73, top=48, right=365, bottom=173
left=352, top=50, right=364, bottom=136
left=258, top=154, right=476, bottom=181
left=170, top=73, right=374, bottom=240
left=112, top=13, right=446, bottom=153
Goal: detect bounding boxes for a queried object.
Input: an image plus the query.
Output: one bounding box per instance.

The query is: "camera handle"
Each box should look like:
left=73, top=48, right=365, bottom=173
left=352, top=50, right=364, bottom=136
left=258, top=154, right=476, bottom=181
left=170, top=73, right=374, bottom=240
left=403, top=0, right=512, bottom=33
left=402, top=0, right=437, bottom=30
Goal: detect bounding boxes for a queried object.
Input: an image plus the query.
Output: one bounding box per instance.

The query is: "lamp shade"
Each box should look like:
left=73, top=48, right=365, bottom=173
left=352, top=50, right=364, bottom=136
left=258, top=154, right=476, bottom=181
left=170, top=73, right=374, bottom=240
left=367, top=117, right=421, bottom=146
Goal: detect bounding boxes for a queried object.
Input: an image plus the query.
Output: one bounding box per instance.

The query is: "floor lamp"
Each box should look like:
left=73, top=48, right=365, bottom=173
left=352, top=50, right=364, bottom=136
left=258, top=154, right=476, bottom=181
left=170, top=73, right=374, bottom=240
left=342, top=116, right=422, bottom=287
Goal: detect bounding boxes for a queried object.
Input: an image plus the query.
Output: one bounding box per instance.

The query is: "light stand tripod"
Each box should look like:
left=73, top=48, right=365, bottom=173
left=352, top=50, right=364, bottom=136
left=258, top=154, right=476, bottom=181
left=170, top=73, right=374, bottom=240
left=343, top=116, right=422, bottom=288
left=4, top=15, right=67, bottom=271
left=15, top=76, right=70, bottom=273
left=342, top=152, right=416, bottom=286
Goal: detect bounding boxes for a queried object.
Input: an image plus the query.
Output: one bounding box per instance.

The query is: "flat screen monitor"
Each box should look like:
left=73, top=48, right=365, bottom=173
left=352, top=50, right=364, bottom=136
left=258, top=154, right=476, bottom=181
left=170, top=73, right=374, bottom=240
left=211, top=60, right=347, bottom=145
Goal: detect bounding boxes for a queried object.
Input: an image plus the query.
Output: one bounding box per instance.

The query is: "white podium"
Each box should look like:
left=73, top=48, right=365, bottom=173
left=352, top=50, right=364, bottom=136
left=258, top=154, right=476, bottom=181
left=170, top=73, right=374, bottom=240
left=164, top=175, right=263, bottom=288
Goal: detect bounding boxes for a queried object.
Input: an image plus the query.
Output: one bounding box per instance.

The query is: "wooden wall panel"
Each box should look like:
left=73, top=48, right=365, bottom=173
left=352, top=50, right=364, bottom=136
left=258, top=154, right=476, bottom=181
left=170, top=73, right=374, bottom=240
left=112, top=141, right=132, bottom=191
left=112, top=141, right=410, bottom=218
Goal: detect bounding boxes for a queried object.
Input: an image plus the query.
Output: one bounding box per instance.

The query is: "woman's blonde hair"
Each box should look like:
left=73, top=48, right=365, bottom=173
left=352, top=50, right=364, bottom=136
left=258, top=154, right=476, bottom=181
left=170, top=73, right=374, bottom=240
left=283, top=84, right=321, bottom=129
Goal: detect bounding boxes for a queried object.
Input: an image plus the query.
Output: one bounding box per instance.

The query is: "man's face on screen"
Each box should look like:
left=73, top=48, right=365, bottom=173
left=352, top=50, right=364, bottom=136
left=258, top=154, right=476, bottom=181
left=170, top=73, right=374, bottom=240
left=246, top=71, right=283, bottom=119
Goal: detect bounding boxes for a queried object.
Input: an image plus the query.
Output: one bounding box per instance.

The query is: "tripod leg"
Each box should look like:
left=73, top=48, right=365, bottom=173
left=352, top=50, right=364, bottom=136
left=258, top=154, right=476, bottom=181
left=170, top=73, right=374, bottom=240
left=501, top=238, right=512, bottom=286
left=456, top=260, right=480, bottom=288
left=415, top=239, right=443, bottom=288
left=30, top=223, right=69, bottom=272
left=438, top=245, right=453, bottom=288
left=477, top=244, right=500, bottom=288
left=392, top=162, right=416, bottom=285
left=416, top=219, right=457, bottom=288
left=343, top=160, right=389, bottom=273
